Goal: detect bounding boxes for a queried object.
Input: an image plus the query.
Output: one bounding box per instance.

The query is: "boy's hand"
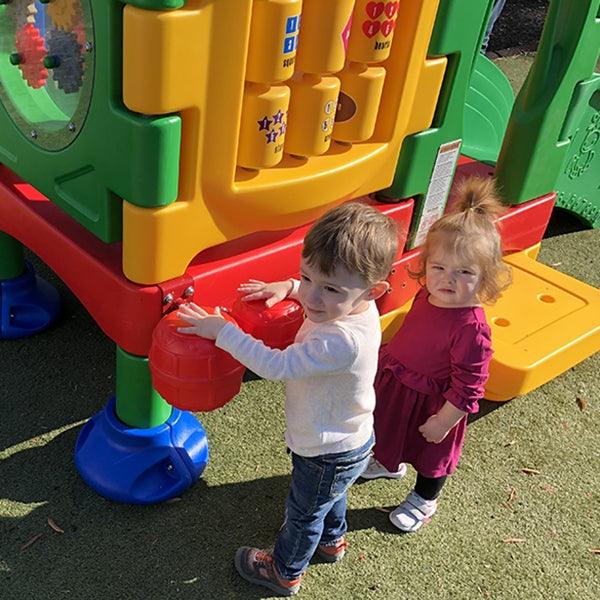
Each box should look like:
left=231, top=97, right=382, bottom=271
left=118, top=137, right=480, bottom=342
left=177, top=303, right=227, bottom=340
left=237, top=279, right=293, bottom=308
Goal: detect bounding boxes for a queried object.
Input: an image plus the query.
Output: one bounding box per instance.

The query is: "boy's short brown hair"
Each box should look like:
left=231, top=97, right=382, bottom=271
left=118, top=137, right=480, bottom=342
left=302, top=202, right=399, bottom=286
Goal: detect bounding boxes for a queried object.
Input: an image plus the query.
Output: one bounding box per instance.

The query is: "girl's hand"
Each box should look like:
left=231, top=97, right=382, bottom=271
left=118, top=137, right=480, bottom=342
left=418, top=414, right=451, bottom=444
left=419, top=401, right=467, bottom=444
left=237, top=279, right=293, bottom=308
left=177, top=303, right=227, bottom=340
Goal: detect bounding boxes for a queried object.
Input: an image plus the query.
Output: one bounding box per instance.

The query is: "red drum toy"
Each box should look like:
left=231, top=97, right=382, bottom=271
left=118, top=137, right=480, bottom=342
left=230, top=296, right=304, bottom=350
left=149, top=309, right=245, bottom=412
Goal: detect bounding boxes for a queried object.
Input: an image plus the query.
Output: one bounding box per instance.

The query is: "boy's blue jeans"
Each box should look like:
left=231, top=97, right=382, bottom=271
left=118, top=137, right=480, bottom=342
left=273, top=433, right=374, bottom=580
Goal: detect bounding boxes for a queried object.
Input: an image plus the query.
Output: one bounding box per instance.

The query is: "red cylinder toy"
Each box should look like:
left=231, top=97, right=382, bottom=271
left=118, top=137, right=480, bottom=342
left=148, top=310, right=245, bottom=412
left=230, top=296, right=304, bottom=350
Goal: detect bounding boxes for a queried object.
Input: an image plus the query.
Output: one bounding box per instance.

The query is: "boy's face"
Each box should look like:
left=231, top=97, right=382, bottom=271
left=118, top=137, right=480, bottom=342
left=297, top=258, right=376, bottom=324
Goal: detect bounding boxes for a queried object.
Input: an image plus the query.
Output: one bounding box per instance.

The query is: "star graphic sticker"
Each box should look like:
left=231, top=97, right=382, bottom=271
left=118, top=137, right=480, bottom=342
left=257, top=116, right=272, bottom=131
left=265, top=130, right=279, bottom=143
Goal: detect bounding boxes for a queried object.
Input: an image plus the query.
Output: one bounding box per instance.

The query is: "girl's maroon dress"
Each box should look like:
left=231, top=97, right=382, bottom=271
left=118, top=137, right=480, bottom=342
left=373, top=287, right=493, bottom=478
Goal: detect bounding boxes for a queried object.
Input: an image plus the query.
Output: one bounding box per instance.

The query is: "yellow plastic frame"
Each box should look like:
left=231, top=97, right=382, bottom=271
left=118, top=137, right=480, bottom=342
left=122, top=0, right=445, bottom=284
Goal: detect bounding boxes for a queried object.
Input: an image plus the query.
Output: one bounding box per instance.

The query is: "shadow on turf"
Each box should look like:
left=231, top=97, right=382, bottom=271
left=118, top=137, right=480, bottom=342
left=1, top=424, right=404, bottom=599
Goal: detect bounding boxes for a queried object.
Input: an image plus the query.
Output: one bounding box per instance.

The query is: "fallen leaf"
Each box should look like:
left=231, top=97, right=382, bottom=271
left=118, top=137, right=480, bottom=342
left=507, top=488, right=516, bottom=502
left=504, top=440, right=517, bottom=447
left=589, top=548, right=600, bottom=554
left=521, top=467, right=540, bottom=475
left=374, top=506, right=390, bottom=513
left=20, top=533, right=43, bottom=551
left=502, top=538, right=526, bottom=543
left=47, top=518, right=64, bottom=534
left=577, top=396, right=586, bottom=411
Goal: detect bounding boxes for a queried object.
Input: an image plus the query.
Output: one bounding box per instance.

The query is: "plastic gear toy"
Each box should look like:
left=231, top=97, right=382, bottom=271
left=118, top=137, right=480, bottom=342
left=7, top=0, right=37, bottom=29
left=46, top=0, right=82, bottom=32
left=46, top=26, right=85, bottom=94
left=14, top=24, right=49, bottom=89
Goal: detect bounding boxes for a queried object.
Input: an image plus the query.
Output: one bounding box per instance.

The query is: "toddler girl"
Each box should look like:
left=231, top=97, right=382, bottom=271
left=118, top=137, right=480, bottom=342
left=362, top=176, right=511, bottom=532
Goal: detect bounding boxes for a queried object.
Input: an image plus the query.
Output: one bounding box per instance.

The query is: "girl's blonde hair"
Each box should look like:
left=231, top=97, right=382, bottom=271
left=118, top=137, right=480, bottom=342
left=411, top=176, right=512, bottom=304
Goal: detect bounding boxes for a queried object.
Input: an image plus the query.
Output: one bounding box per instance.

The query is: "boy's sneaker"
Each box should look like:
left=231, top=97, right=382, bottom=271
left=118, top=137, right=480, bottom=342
left=315, top=537, right=348, bottom=563
left=234, top=547, right=302, bottom=596
left=389, top=490, right=437, bottom=532
left=360, top=457, right=407, bottom=480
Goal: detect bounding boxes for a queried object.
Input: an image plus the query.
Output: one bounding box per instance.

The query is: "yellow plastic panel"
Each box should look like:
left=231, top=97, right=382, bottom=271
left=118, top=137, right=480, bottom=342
left=122, top=0, right=442, bottom=284
left=484, top=248, right=600, bottom=401
left=404, top=56, right=447, bottom=137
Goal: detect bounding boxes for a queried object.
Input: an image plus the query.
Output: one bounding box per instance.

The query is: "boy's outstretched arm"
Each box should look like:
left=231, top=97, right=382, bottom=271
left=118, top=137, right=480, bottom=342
left=237, top=278, right=295, bottom=308
left=177, top=303, right=227, bottom=339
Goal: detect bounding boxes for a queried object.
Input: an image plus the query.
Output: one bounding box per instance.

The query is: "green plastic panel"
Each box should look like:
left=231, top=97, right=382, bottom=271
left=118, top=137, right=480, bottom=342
left=494, top=0, right=600, bottom=206
left=125, top=0, right=185, bottom=9
left=0, top=1, right=182, bottom=243
left=462, top=54, right=514, bottom=164
left=378, top=0, right=494, bottom=247
left=0, top=232, right=25, bottom=280
left=554, top=74, right=600, bottom=227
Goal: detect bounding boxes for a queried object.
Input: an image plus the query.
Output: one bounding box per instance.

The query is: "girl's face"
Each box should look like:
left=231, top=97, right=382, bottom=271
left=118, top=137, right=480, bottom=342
left=425, top=246, right=482, bottom=308
left=297, top=258, right=378, bottom=324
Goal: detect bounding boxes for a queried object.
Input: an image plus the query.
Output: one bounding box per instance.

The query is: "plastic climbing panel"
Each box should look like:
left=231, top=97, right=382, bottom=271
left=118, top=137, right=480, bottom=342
left=121, top=0, right=445, bottom=284
left=494, top=0, right=600, bottom=207
left=554, top=73, right=600, bottom=228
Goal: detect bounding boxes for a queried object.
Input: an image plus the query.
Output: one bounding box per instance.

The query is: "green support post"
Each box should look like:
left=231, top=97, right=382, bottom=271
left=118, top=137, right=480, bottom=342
left=115, top=345, right=172, bottom=429
left=0, top=231, right=26, bottom=280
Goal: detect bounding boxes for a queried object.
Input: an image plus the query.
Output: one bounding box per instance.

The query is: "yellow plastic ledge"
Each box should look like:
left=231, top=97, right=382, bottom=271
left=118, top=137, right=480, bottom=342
left=484, top=246, right=600, bottom=401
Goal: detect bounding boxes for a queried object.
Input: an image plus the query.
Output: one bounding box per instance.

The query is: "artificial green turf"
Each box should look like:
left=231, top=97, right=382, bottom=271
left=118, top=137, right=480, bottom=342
left=1, top=224, right=599, bottom=600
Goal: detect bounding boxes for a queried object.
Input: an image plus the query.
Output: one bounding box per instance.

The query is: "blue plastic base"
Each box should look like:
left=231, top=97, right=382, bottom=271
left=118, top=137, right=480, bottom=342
left=75, top=396, right=209, bottom=504
left=0, top=260, right=61, bottom=339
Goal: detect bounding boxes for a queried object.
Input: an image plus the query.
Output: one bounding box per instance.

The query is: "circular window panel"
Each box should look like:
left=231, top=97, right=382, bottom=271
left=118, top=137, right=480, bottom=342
left=0, top=0, right=94, bottom=151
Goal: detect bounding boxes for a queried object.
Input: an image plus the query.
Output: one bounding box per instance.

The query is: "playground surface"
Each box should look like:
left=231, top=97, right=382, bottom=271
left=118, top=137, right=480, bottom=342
left=2, top=51, right=600, bottom=600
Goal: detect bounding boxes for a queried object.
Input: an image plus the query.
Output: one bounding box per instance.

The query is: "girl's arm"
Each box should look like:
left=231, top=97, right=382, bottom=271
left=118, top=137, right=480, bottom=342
left=419, top=319, right=492, bottom=443
left=418, top=401, right=467, bottom=444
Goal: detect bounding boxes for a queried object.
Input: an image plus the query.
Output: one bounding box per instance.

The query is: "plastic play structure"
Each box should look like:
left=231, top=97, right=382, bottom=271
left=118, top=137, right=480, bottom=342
left=1, top=0, right=599, bottom=503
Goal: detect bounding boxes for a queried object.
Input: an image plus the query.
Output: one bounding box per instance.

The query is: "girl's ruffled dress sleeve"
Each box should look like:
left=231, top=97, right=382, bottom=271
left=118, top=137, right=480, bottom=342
left=442, top=317, right=493, bottom=414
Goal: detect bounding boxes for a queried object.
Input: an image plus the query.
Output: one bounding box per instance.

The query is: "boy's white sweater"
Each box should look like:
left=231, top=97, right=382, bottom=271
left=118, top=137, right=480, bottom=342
left=215, top=301, right=381, bottom=457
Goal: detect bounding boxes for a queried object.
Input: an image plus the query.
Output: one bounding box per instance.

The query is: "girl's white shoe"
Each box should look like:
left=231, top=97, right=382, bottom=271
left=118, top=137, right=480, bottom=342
left=360, top=457, right=407, bottom=480
left=389, top=490, right=437, bottom=532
